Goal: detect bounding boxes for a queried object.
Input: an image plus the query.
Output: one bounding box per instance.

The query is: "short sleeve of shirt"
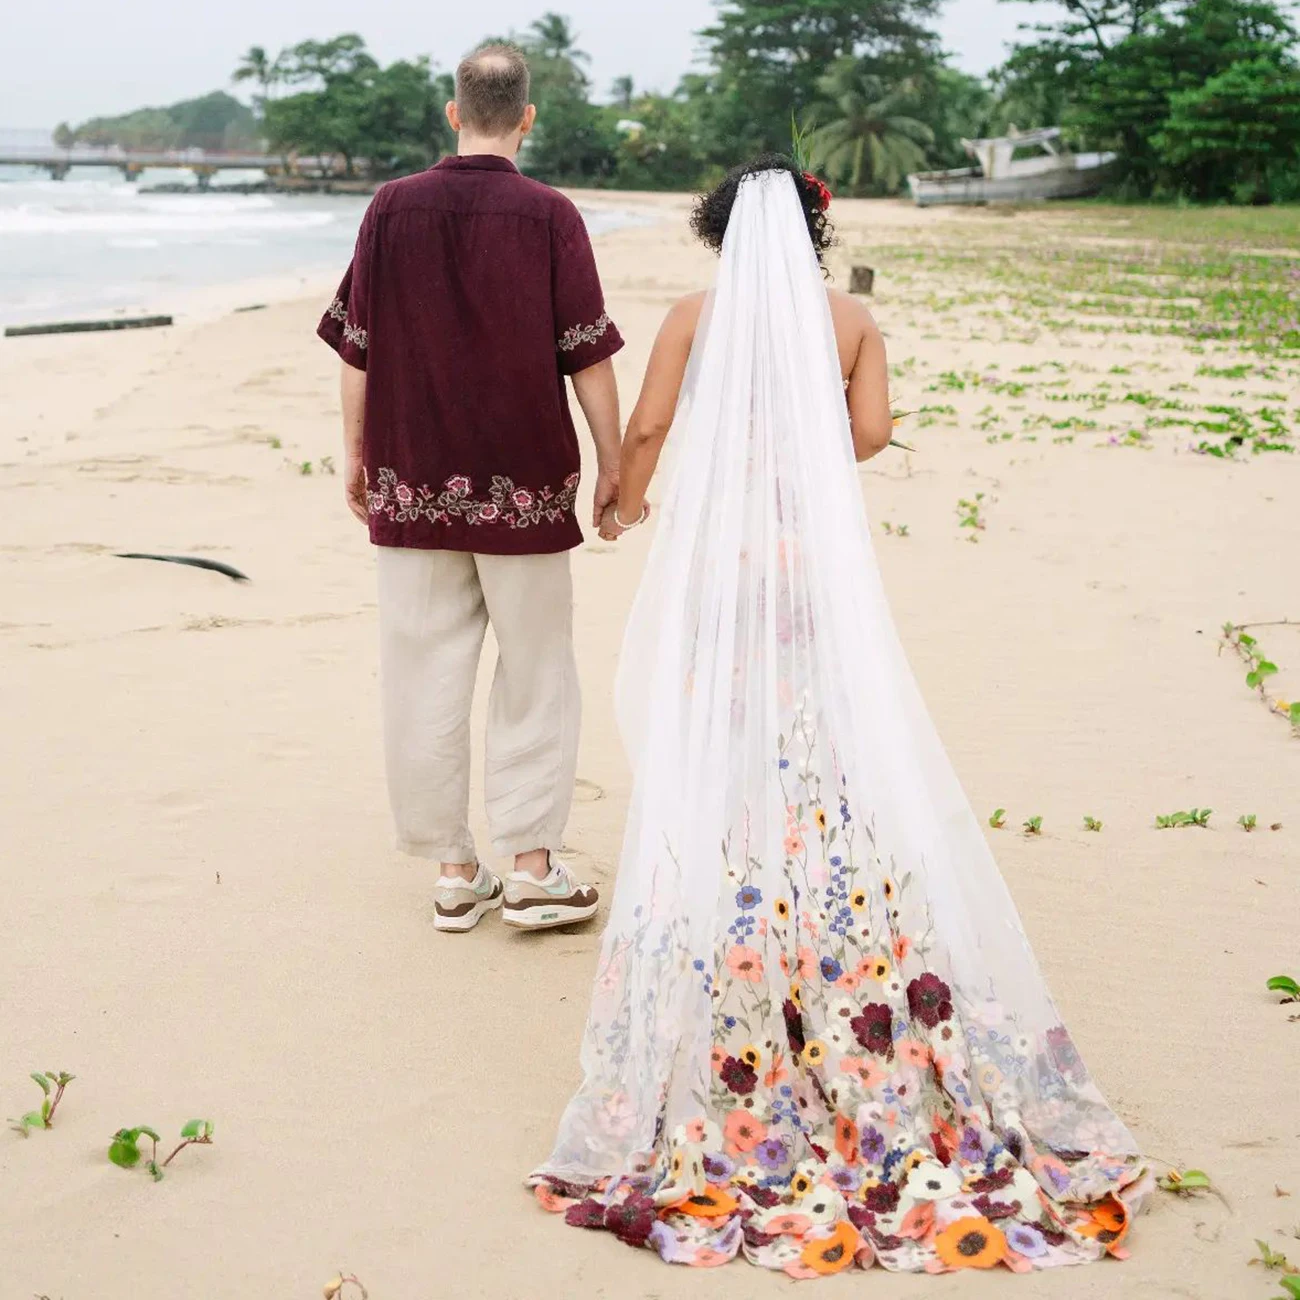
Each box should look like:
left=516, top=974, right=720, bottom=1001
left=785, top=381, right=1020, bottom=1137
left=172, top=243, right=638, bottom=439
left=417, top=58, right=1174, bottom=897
left=552, top=212, right=624, bottom=376
left=317, top=199, right=377, bottom=370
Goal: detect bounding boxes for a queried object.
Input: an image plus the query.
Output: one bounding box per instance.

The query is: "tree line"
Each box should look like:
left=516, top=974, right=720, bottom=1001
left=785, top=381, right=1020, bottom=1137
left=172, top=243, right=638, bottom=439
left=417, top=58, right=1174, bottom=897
left=57, top=0, right=1300, bottom=203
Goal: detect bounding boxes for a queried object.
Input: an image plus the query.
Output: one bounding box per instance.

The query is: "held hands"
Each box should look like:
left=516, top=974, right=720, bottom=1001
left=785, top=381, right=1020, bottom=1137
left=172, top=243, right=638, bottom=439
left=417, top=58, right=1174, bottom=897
left=345, top=455, right=368, bottom=524
left=597, top=500, right=651, bottom=542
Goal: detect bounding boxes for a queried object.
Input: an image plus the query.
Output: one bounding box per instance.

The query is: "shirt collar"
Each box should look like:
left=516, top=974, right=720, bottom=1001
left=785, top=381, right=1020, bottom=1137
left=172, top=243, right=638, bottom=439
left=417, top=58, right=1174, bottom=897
left=435, top=154, right=519, bottom=174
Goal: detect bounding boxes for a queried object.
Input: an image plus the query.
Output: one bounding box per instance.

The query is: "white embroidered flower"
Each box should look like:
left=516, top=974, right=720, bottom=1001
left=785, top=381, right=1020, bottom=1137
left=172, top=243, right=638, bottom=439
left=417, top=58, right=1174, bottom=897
left=395, top=483, right=413, bottom=506
left=903, top=1161, right=962, bottom=1201
left=557, top=311, right=611, bottom=353
left=512, top=488, right=534, bottom=509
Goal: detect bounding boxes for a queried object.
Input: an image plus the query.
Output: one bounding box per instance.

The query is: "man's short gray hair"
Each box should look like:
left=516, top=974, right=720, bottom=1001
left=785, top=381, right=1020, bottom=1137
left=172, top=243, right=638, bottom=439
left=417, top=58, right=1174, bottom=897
left=455, top=44, right=531, bottom=136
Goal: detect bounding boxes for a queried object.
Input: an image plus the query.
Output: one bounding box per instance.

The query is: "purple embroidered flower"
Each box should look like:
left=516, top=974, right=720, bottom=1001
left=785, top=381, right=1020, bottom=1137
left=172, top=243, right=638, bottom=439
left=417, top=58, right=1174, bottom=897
left=958, top=1126, right=985, bottom=1162
left=829, top=1164, right=864, bottom=1195
left=820, top=955, right=844, bottom=982
left=860, top=1125, right=887, bottom=1163
left=754, top=1137, right=789, bottom=1170
left=736, top=885, right=762, bottom=911
left=703, top=1152, right=736, bottom=1180
left=851, top=1003, right=895, bottom=1056
left=1006, top=1223, right=1048, bottom=1258
left=906, top=973, right=953, bottom=1028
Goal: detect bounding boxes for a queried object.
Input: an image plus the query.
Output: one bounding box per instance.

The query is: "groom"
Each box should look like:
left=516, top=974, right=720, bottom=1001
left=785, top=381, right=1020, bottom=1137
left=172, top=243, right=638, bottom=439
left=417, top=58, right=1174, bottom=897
left=318, top=42, right=623, bottom=933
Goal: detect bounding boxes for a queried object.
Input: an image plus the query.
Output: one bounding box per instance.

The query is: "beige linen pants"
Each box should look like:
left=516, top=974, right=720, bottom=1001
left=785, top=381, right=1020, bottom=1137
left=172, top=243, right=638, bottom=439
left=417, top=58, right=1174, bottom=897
left=376, top=547, right=580, bottom=863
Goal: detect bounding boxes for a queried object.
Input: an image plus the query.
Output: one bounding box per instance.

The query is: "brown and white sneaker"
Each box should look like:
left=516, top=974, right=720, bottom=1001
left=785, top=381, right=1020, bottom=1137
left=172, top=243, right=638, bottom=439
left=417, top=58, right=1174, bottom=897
left=433, top=863, right=504, bottom=933
left=502, top=854, right=599, bottom=931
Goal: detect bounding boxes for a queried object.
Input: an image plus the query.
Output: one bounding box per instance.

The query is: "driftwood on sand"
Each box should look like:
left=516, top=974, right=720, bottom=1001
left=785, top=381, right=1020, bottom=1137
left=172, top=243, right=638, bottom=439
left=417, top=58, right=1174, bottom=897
left=115, top=553, right=249, bottom=582
left=5, top=315, right=174, bottom=339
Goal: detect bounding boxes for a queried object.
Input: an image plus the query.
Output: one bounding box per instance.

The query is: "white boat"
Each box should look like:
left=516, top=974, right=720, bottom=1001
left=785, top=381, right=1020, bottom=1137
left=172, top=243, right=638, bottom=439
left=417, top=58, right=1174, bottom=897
left=907, top=127, right=1117, bottom=206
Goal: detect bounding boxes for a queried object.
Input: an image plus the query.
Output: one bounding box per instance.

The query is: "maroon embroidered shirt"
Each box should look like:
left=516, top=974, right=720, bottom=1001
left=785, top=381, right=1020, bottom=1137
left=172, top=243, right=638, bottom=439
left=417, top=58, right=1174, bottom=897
left=317, top=154, right=624, bottom=554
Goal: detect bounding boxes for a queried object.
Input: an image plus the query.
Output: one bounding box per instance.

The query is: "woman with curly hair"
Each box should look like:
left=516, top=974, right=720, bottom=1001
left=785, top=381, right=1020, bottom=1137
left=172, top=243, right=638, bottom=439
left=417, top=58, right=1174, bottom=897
left=531, top=154, right=1150, bottom=1279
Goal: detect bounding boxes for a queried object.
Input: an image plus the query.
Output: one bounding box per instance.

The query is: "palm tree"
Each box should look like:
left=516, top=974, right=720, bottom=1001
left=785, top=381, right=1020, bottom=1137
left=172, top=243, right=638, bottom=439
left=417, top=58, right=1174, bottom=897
left=611, top=75, right=636, bottom=111
left=807, top=62, right=934, bottom=194
left=232, top=45, right=284, bottom=109
left=529, top=13, right=589, bottom=64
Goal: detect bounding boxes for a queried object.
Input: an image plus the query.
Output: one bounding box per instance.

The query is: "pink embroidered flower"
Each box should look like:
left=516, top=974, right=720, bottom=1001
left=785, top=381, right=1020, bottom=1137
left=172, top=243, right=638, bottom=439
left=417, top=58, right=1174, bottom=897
left=395, top=482, right=414, bottom=506
left=839, top=1055, right=887, bottom=1089
left=724, top=1109, right=767, bottom=1153
left=726, top=945, right=764, bottom=982
left=797, top=947, right=819, bottom=981
left=445, top=475, right=472, bottom=497
left=477, top=502, right=501, bottom=522
left=898, top=1039, right=932, bottom=1068
left=564, top=472, right=580, bottom=489
left=512, top=488, right=535, bottom=509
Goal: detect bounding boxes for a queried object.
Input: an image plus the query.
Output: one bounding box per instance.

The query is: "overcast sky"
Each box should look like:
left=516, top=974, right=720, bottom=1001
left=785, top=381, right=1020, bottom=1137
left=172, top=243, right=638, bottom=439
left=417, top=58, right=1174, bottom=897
left=3, top=0, right=1049, bottom=130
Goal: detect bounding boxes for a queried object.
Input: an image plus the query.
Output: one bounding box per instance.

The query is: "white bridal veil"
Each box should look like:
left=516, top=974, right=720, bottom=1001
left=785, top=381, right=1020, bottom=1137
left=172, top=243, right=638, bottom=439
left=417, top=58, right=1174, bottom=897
left=538, top=170, right=1141, bottom=1199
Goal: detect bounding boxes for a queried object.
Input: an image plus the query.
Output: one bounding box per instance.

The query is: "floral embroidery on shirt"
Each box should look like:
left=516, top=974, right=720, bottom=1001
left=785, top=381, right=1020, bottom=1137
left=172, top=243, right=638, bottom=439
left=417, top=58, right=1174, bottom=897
left=367, top=467, right=580, bottom=529
left=343, top=322, right=368, bottom=351
left=327, top=297, right=347, bottom=322
left=558, top=311, right=611, bottom=353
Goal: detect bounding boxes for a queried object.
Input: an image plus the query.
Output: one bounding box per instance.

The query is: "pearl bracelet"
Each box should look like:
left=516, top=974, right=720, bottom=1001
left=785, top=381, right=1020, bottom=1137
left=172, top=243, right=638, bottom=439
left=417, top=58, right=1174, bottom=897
left=614, top=502, right=649, bottom=530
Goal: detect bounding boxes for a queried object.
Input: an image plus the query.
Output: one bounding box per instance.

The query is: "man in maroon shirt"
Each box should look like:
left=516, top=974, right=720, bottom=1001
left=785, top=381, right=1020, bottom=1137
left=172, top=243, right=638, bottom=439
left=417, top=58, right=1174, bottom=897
left=319, top=44, right=623, bottom=934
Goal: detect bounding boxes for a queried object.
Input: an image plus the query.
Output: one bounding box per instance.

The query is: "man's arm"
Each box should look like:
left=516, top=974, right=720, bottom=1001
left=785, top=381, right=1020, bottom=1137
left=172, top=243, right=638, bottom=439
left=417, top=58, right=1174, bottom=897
left=341, top=360, right=368, bottom=523
left=570, top=358, right=622, bottom=528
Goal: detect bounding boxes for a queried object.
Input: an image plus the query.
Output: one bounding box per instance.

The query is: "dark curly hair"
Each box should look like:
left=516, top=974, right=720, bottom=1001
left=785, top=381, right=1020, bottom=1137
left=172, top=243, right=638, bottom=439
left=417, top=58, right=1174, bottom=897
left=690, top=153, right=836, bottom=268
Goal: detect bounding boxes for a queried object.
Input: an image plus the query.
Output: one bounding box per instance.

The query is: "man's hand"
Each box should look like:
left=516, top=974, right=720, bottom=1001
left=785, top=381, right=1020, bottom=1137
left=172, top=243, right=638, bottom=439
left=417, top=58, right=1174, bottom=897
left=345, top=456, right=368, bottom=524
left=592, top=467, right=619, bottom=529
left=598, top=500, right=651, bottom=542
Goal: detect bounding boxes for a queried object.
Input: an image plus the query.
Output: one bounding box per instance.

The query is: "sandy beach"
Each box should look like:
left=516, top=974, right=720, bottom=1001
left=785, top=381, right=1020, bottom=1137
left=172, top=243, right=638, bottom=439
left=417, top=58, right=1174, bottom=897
left=2, top=193, right=1298, bottom=1300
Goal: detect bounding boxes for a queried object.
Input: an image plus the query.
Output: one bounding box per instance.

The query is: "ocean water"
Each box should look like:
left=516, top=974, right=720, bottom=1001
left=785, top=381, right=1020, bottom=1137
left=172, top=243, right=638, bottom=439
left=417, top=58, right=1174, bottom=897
left=0, top=164, right=641, bottom=328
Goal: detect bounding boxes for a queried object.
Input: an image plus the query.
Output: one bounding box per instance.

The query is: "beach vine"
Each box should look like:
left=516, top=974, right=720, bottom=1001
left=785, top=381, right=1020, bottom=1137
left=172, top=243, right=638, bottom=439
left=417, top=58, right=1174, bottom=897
left=8, top=1070, right=74, bottom=1136
left=109, top=1119, right=214, bottom=1181
left=1221, top=621, right=1300, bottom=734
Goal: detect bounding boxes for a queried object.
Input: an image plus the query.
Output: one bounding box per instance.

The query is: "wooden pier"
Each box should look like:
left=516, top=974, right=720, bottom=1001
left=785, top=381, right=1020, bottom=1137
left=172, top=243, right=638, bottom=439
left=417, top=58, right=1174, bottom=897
left=0, top=145, right=330, bottom=188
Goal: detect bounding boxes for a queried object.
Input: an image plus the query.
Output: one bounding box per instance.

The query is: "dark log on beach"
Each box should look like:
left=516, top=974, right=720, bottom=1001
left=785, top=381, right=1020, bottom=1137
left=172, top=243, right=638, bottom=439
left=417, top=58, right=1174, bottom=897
left=5, top=315, right=174, bottom=339
left=850, top=266, right=875, bottom=295
left=233, top=304, right=267, bottom=313
left=116, top=553, right=249, bottom=582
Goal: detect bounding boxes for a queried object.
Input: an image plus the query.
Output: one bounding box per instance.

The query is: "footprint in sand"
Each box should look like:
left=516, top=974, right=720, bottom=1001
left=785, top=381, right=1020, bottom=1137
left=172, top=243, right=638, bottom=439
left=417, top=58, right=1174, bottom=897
left=573, top=778, right=604, bottom=802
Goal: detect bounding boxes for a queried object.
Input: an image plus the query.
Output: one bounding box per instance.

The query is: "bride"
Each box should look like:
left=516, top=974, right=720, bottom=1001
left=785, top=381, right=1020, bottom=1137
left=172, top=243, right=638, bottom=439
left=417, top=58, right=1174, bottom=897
left=530, top=156, right=1150, bottom=1277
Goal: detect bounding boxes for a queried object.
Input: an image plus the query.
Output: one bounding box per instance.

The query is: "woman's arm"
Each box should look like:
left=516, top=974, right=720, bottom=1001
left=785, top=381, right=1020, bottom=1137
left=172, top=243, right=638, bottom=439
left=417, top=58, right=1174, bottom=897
left=846, top=307, right=893, bottom=462
left=600, top=295, right=700, bottom=538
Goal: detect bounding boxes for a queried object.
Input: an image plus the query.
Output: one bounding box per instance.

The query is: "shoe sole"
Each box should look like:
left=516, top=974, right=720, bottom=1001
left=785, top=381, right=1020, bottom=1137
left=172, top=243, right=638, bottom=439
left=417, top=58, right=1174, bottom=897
left=434, top=889, right=503, bottom=933
left=501, top=899, right=599, bottom=931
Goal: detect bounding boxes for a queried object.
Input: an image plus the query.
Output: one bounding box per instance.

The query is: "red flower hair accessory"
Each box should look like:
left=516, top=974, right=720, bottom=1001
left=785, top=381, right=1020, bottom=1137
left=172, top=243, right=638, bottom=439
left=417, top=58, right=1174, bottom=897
left=802, top=171, right=833, bottom=212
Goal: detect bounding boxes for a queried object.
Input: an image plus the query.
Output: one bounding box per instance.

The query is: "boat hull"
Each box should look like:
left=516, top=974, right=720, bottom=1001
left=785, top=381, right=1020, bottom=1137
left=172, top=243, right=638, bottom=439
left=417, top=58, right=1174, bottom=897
left=908, top=157, right=1118, bottom=207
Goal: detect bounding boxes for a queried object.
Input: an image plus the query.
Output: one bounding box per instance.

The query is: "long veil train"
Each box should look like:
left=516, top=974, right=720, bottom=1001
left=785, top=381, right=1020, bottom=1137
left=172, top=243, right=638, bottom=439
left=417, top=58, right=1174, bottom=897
left=533, top=170, right=1149, bottom=1276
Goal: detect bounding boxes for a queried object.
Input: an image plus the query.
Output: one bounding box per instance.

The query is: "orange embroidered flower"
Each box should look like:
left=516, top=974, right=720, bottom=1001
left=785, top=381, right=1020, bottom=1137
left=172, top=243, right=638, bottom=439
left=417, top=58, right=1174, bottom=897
left=935, top=1216, right=1007, bottom=1270
left=775, top=897, right=791, bottom=921
left=898, top=1199, right=936, bottom=1241
left=789, top=980, right=804, bottom=1009
left=834, top=1115, right=860, bottom=1164
left=723, top=1109, right=767, bottom=1153
left=741, top=1044, right=762, bottom=1069
left=799, top=1221, right=860, bottom=1276
left=849, top=887, right=868, bottom=911
left=711, top=1045, right=727, bottom=1074
left=691, top=1246, right=733, bottom=1267
left=883, top=878, right=896, bottom=902
left=784, top=834, right=805, bottom=856
left=797, top=946, right=819, bottom=981
left=779, top=951, right=791, bottom=976
left=726, top=945, right=764, bottom=982
left=534, top=1182, right=576, bottom=1213
left=670, top=1184, right=739, bottom=1219
left=1076, top=1195, right=1131, bottom=1254
left=840, top=1056, right=887, bottom=1088
left=764, top=1050, right=789, bottom=1087
left=893, top=934, right=912, bottom=962
left=815, top=807, right=828, bottom=832
left=898, top=1039, right=931, bottom=1067
left=858, top=955, right=891, bottom=982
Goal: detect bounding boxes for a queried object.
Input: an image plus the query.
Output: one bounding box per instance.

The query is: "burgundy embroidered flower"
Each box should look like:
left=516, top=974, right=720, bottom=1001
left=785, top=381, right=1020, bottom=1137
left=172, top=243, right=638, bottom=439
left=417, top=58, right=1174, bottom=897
left=720, top=1055, right=758, bottom=1095
left=604, top=1193, right=657, bottom=1247
left=850, top=1002, right=894, bottom=1056
left=742, top=1184, right=782, bottom=1209
left=565, top=1197, right=608, bottom=1229
left=968, top=1167, right=1015, bottom=1193
left=782, top=997, right=806, bottom=1053
left=971, top=1194, right=1018, bottom=1220
left=906, top=973, right=953, bottom=1028
left=861, top=1180, right=901, bottom=1214
left=847, top=1204, right=877, bottom=1232
left=1047, top=1025, right=1084, bottom=1078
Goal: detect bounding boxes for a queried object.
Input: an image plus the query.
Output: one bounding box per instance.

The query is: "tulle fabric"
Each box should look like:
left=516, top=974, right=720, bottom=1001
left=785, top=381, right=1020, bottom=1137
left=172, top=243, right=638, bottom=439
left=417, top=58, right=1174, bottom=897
left=531, top=171, right=1148, bottom=1276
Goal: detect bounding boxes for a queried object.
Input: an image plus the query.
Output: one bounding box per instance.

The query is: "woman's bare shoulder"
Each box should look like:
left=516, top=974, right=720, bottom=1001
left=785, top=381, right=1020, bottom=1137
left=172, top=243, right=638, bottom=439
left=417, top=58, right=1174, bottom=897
left=826, top=286, right=879, bottom=336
